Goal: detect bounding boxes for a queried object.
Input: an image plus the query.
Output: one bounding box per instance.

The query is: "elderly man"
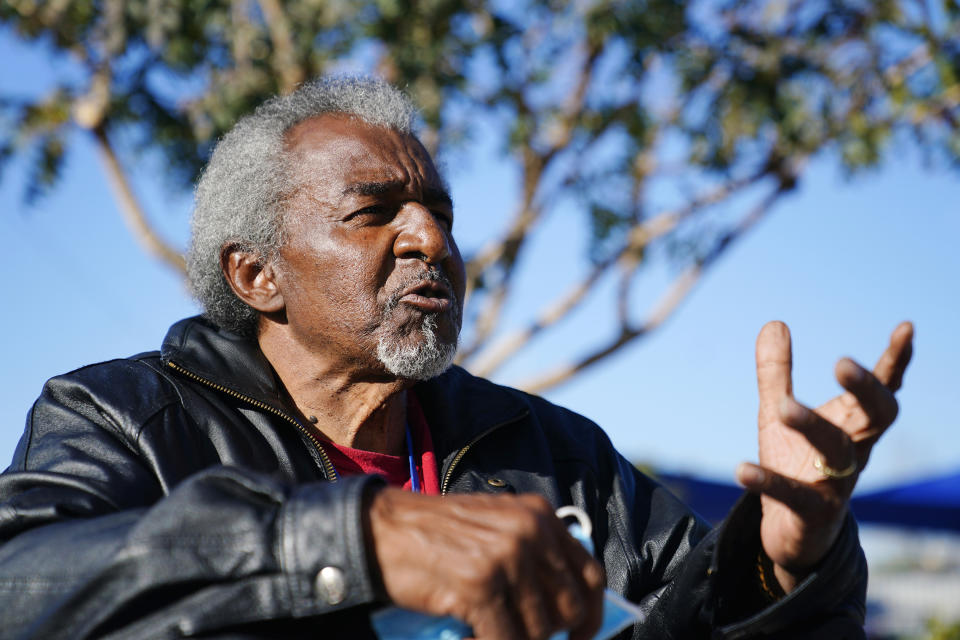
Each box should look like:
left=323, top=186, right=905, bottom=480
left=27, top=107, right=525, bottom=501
left=0, top=77, right=912, bottom=639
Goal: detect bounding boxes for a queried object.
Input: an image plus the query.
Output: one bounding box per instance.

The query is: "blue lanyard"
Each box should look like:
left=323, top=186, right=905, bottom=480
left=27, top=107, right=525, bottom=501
left=405, top=421, right=420, bottom=493
left=308, top=418, right=420, bottom=492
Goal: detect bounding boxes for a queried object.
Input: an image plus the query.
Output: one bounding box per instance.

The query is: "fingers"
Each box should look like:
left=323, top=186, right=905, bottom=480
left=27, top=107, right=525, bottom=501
left=553, top=518, right=604, bottom=640
left=833, top=322, right=913, bottom=447
left=835, top=358, right=900, bottom=444
left=567, top=562, right=604, bottom=640
left=756, top=321, right=794, bottom=426
left=762, top=321, right=912, bottom=452
left=737, top=461, right=849, bottom=573
left=525, top=496, right=604, bottom=639
left=747, top=322, right=914, bottom=580
left=479, top=495, right=604, bottom=639
left=504, top=496, right=592, bottom=638
left=779, top=397, right=855, bottom=472
left=470, top=590, right=525, bottom=640
left=470, top=495, right=602, bottom=639
left=736, top=463, right=845, bottom=520
left=369, top=490, right=604, bottom=640
left=873, top=321, right=914, bottom=391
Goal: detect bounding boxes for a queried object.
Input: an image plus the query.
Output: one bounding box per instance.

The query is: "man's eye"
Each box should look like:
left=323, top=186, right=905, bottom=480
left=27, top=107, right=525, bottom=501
left=432, top=210, right=454, bottom=229
left=352, top=205, right=391, bottom=220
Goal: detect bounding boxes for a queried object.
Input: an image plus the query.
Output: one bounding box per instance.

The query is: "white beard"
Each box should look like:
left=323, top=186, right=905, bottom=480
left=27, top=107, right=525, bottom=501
left=376, top=314, right=458, bottom=381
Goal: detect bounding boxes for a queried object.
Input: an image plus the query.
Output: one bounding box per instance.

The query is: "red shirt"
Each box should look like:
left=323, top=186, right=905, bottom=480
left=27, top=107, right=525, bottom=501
left=321, top=394, right=441, bottom=495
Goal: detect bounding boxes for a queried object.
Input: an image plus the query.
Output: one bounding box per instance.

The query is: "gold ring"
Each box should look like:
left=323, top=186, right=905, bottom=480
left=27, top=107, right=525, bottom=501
left=813, top=456, right=857, bottom=479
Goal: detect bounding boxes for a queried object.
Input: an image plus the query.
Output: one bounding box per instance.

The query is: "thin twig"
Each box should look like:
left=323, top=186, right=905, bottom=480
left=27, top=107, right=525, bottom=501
left=515, top=184, right=787, bottom=394
left=466, top=249, right=616, bottom=375
left=91, top=126, right=186, bottom=274
left=458, top=205, right=542, bottom=362
left=256, top=0, right=304, bottom=93
left=464, top=168, right=773, bottom=375
left=231, top=0, right=255, bottom=70
left=464, top=40, right=601, bottom=291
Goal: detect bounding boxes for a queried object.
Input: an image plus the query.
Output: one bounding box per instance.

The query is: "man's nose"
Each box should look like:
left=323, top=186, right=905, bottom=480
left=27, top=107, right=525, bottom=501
left=394, top=202, right=451, bottom=264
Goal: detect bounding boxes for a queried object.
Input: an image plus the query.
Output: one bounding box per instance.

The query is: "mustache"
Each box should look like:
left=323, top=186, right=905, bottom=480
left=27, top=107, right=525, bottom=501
left=384, top=269, right=458, bottom=315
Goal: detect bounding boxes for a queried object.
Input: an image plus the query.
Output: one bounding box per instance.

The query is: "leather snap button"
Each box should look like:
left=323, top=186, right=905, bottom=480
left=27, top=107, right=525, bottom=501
left=315, top=566, right=347, bottom=605
left=486, top=477, right=507, bottom=488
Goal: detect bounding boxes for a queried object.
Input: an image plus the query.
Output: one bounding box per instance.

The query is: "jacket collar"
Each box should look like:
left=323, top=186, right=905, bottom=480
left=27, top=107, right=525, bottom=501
left=160, top=316, right=529, bottom=458
left=161, top=316, right=285, bottom=408
left=415, top=367, right=530, bottom=461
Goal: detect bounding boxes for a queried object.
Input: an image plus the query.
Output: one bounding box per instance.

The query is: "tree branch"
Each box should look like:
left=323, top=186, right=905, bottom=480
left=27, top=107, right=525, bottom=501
left=91, top=126, right=186, bottom=274
left=457, top=201, right=542, bottom=362
left=460, top=44, right=613, bottom=361
left=459, top=99, right=546, bottom=360
left=540, top=42, right=603, bottom=165
left=464, top=168, right=773, bottom=376
left=467, top=246, right=616, bottom=376
left=231, top=0, right=255, bottom=70
left=464, top=40, right=601, bottom=286
left=256, top=0, right=304, bottom=93
left=515, top=183, right=787, bottom=394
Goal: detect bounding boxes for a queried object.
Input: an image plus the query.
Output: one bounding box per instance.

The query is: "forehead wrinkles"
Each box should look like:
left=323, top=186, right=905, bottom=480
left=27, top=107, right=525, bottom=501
left=278, top=118, right=446, bottom=238
left=378, top=133, right=439, bottom=193
left=330, top=131, right=441, bottom=201
left=282, top=132, right=355, bottom=196
left=287, top=116, right=441, bottom=193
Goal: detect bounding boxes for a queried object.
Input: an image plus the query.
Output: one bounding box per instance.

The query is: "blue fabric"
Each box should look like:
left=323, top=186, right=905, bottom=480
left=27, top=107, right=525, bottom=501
left=851, top=473, right=960, bottom=531
left=656, top=472, right=960, bottom=532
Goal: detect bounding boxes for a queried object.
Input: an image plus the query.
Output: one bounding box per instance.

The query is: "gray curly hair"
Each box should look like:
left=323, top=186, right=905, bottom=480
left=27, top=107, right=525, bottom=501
left=187, top=76, right=418, bottom=336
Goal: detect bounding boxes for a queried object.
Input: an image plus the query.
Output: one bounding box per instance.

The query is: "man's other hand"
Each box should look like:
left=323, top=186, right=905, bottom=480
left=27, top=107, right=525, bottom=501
left=737, top=321, right=914, bottom=592
left=366, top=489, right=605, bottom=640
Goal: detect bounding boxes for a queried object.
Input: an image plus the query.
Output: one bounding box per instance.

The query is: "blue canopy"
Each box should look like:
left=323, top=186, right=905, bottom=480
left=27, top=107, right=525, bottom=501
left=656, top=472, right=744, bottom=525
left=850, top=472, right=960, bottom=531
left=656, top=471, right=960, bottom=532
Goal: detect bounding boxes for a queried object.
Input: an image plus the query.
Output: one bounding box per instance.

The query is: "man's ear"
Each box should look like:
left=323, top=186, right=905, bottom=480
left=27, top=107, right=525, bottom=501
left=220, top=244, right=285, bottom=313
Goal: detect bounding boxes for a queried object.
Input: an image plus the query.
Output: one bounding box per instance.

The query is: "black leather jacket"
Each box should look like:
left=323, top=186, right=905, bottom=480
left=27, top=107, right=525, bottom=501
left=0, top=317, right=867, bottom=639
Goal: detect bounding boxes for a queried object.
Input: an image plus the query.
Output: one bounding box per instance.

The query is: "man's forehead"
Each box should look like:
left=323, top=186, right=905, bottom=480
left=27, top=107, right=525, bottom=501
left=284, top=114, right=423, bottom=163
left=284, top=114, right=443, bottom=192
left=285, top=113, right=366, bottom=149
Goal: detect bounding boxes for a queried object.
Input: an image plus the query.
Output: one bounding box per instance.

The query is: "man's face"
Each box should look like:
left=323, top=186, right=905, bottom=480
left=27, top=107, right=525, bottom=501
left=273, top=114, right=466, bottom=380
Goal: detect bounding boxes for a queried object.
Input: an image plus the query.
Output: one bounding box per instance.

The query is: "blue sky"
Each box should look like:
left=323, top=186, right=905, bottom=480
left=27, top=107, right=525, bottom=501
left=1, top=26, right=958, bottom=496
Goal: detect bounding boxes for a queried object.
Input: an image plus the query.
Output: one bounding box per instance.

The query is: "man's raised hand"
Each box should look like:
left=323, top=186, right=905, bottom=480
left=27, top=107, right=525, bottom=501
left=736, top=321, right=913, bottom=592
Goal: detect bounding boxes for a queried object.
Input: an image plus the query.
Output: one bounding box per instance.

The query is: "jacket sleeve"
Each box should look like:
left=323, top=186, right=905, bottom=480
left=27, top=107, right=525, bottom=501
left=0, top=371, right=385, bottom=639
left=612, top=453, right=867, bottom=639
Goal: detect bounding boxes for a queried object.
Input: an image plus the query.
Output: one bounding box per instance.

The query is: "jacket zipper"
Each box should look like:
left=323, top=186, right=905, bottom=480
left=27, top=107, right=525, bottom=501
left=440, top=413, right=528, bottom=495
left=165, top=360, right=338, bottom=482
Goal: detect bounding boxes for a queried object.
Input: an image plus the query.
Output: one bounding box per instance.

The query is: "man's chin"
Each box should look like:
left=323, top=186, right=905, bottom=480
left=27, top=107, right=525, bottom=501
left=375, top=319, right=458, bottom=381
left=376, top=342, right=457, bottom=381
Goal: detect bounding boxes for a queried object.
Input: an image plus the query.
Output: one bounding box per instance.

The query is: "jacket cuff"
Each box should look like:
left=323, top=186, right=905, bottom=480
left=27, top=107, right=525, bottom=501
left=711, top=493, right=867, bottom=639
left=280, top=474, right=386, bottom=617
